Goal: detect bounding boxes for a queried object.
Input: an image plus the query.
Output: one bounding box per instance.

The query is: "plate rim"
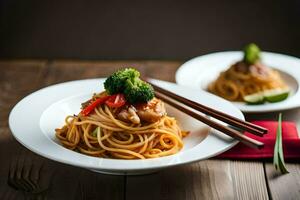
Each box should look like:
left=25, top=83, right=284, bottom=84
left=176, top=51, right=300, bottom=113
left=9, top=78, right=244, bottom=172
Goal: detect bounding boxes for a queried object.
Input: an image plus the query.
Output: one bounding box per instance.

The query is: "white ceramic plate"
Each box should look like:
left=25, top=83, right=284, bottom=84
left=9, top=79, right=243, bottom=175
left=176, top=51, right=300, bottom=113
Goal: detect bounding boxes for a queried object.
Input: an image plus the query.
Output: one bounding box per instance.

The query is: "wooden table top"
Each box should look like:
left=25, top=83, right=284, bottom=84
left=0, top=60, right=299, bottom=200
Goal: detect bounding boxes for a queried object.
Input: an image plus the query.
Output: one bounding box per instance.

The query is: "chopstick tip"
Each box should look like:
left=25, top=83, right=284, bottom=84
left=257, top=142, right=265, bottom=149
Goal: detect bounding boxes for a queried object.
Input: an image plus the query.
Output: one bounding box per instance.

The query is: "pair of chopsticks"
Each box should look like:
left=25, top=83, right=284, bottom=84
left=146, top=80, right=267, bottom=149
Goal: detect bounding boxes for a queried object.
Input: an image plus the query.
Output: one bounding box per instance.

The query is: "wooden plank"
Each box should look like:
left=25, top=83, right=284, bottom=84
left=265, top=163, right=300, bottom=200
left=126, top=160, right=234, bottom=200
left=45, top=60, right=147, bottom=85
left=143, top=60, right=181, bottom=82
left=0, top=60, right=124, bottom=199
left=126, top=160, right=269, bottom=200
left=230, top=161, right=269, bottom=200
left=46, top=60, right=181, bottom=84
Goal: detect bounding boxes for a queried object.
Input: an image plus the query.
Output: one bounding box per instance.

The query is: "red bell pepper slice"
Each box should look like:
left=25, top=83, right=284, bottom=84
left=105, top=94, right=126, bottom=108
left=81, top=95, right=110, bottom=116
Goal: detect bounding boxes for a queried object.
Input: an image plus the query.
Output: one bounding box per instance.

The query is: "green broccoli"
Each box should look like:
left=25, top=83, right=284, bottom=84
left=124, top=78, right=154, bottom=104
left=243, top=43, right=261, bottom=64
left=104, top=68, right=140, bottom=95
left=103, top=68, right=154, bottom=104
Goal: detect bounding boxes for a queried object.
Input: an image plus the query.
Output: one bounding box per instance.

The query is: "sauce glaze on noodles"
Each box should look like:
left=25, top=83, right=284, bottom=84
left=208, top=62, right=288, bottom=101
left=55, top=103, right=187, bottom=159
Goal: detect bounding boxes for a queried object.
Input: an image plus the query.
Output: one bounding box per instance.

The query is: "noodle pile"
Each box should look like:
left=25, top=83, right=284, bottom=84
left=208, top=61, right=288, bottom=101
left=55, top=103, right=187, bottom=159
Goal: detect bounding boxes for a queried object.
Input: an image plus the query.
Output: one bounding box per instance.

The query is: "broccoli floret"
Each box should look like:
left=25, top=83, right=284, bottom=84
left=124, top=79, right=154, bottom=104
left=104, top=68, right=140, bottom=94
left=243, top=43, right=261, bottom=64
left=103, top=68, right=154, bottom=103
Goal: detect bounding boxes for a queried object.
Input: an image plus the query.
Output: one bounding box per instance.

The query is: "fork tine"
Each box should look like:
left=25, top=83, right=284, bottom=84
left=17, top=151, right=35, bottom=193
left=22, top=153, right=37, bottom=192
left=21, top=163, right=35, bottom=193
left=30, top=156, right=44, bottom=193
left=7, top=160, right=18, bottom=190
left=15, top=153, right=29, bottom=192
left=7, top=155, right=22, bottom=191
left=36, top=163, right=46, bottom=192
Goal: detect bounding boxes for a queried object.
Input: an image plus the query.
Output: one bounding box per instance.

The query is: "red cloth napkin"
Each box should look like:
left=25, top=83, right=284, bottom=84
left=216, top=121, right=300, bottom=160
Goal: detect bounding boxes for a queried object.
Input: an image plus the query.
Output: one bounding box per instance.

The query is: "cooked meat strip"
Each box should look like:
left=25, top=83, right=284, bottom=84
left=117, top=98, right=166, bottom=124
left=135, top=98, right=166, bottom=123
left=117, top=105, right=140, bottom=124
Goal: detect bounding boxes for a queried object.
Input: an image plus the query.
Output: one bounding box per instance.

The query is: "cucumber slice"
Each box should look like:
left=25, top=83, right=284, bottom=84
left=244, top=88, right=290, bottom=105
left=264, top=88, right=290, bottom=103
left=244, top=92, right=265, bottom=104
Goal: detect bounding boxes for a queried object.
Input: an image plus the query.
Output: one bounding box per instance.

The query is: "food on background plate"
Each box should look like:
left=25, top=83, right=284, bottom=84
left=208, top=43, right=290, bottom=104
left=55, top=68, right=188, bottom=159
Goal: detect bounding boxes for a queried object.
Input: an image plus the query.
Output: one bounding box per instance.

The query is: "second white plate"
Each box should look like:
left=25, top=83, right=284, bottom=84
left=176, top=51, right=300, bottom=113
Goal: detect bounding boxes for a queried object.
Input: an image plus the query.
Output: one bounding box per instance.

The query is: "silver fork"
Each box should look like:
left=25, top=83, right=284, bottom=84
left=7, top=151, right=51, bottom=199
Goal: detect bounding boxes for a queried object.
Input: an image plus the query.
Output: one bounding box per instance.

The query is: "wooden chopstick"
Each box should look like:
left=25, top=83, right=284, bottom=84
left=155, top=91, right=264, bottom=149
left=148, top=80, right=267, bottom=137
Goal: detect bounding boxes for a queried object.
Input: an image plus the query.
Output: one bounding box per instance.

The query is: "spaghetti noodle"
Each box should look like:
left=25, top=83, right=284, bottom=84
left=208, top=55, right=288, bottom=102
left=55, top=96, right=187, bottom=159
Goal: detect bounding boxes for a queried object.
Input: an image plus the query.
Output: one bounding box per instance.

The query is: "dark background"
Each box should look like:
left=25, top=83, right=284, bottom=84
left=0, top=0, right=300, bottom=60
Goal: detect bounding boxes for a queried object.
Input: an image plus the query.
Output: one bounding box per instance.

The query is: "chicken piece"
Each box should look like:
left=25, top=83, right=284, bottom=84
left=249, top=62, right=271, bottom=80
left=233, top=61, right=249, bottom=73
left=117, top=105, right=140, bottom=124
left=135, top=98, right=166, bottom=123
left=117, top=98, right=166, bottom=124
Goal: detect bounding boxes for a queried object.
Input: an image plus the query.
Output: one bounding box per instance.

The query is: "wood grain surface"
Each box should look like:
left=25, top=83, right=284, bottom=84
left=0, top=60, right=299, bottom=200
left=265, top=163, right=300, bottom=200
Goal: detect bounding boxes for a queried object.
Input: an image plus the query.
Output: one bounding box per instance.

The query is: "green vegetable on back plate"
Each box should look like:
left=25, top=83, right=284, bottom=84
left=264, top=88, right=290, bottom=103
left=243, top=88, right=290, bottom=104
left=104, top=68, right=154, bottom=104
left=244, top=92, right=265, bottom=104
left=243, top=43, right=261, bottom=64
